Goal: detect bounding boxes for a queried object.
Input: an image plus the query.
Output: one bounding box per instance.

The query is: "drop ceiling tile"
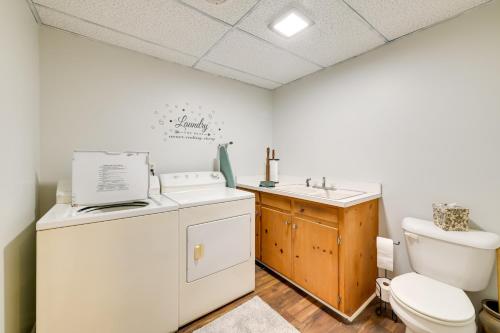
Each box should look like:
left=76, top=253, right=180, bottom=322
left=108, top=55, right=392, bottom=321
left=37, top=5, right=197, bottom=66
left=196, top=60, right=282, bottom=89
left=180, top=0, right=258, bottom=25
left=345, top=0, right=490, bottom=40
left=204, top=29, right=321, bottom=84
left=34, top=0, right=230, bottom=56
left=237, top=0, right=386, bottom=67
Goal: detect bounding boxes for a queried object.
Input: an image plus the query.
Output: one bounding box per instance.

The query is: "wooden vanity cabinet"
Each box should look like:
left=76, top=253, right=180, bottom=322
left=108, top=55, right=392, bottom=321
left=292, top=216, right=339, bottom=307
left=338, top=200, right=379, bottom=315
left=238, top=188, right=378, bottom=318
left=261, top=207, right=292, bottom=278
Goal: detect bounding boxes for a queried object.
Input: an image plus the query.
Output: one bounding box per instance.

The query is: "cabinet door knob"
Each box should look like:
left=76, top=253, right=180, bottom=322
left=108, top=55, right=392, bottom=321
left=284, top=220, right=290, bottom=225
left=292, top=224, right=298, bottom=229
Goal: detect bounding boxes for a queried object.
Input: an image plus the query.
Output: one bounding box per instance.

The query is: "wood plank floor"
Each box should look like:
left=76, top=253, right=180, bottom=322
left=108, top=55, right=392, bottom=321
left=178, top=264, right=406, bottom=333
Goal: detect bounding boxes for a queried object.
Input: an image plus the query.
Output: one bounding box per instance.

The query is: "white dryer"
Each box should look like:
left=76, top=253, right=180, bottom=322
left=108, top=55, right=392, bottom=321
left=160, top=172, right=255, bottom=326
left=36, top=195, right=180, bottom=333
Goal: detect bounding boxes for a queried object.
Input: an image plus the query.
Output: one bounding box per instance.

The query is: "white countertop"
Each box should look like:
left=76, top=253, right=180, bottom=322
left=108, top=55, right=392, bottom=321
left=236, top=175, right=381, bottom=208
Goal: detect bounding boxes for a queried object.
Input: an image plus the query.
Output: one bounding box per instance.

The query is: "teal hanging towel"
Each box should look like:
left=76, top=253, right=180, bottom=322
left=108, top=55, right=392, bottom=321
left=219, top=144, right=236, bottom=188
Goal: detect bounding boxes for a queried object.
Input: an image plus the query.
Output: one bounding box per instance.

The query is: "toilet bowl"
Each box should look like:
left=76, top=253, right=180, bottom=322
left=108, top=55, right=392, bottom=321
left=390, top=273, right=476, bottom=333
left=391, top=218, right=500, bottom=333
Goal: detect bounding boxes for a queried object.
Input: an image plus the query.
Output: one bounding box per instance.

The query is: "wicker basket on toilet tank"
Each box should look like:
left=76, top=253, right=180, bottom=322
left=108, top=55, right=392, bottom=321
left=432, top=203, right=469, bottom=231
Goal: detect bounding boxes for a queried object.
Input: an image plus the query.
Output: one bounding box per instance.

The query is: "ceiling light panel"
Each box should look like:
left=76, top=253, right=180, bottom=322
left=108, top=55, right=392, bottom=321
left=344, top=0, right=490, bottom=40
left=36, top=5, right=197, bottom=66
left=271, top=10, right=312, bottom=38
left=195, top=60, right=282, bottom=89
left=33, top=0, right=230, bottom=57
left=180, top=0, right=258, bottom=25
left=237, top=0, right=386, bottom=67
left=204, top=29, right=321, bottom=84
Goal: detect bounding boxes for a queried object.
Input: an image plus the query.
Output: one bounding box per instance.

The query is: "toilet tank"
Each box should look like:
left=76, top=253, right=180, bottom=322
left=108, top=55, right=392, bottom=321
left=402, top=217, right=500, bottom=291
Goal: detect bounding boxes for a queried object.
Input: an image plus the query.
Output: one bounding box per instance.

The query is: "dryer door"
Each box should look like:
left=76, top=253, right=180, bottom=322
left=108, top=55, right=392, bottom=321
left=187, top=214, right=251, bottom=282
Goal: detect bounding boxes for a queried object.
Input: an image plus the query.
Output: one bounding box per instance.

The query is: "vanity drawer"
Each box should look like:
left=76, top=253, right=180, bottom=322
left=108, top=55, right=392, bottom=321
left=293, top=200, right=338, bottom=223
left=261, top=193, right=291, bottom=211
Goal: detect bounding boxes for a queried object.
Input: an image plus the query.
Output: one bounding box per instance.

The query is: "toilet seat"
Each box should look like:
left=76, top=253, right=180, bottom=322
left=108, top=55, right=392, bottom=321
left=390, top=294, right=476, bottom=333
left=390, top=273, right=475, bottom=325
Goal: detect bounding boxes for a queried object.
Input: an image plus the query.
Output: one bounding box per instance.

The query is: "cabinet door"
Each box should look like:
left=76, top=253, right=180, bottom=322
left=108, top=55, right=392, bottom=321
left=261, top=207, right=292, bottom=277
left=292, top=216, right=339, bottom=308
left=255, top=204, right=261, bottom=260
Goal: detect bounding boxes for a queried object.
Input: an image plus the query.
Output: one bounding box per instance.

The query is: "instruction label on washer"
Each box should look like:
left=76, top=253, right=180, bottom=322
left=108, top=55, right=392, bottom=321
left=97, top=164, right=130, bottom=192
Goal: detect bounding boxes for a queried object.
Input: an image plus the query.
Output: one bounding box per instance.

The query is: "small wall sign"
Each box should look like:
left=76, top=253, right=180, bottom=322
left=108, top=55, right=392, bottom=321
left=151, top=102, right=224, bottom=143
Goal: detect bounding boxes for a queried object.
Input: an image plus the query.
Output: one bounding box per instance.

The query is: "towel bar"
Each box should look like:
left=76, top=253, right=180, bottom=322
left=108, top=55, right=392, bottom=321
left=218, top=141, right=233, bottom=148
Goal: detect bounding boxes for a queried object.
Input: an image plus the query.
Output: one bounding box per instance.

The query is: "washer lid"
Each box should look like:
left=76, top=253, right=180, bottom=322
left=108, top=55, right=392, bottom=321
left=36, top=195, right=179, bottom=231
left=390, top=273, right=475, bottom=323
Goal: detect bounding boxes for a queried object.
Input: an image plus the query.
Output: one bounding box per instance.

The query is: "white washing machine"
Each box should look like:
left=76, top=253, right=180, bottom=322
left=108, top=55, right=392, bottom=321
left=36, top=195, right=180, bottom=333
left=160, top=172, right=255, bottom=326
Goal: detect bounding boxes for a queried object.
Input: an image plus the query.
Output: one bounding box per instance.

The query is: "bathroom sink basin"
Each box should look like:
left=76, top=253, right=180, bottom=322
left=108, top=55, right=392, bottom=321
left=276, top=185, right=323, bottom=195
left=275, top=184, right=365, bottom=200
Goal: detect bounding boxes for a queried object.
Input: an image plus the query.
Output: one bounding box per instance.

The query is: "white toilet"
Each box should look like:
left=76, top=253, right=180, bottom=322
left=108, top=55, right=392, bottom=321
left=390, top=217, right=500, bottom=333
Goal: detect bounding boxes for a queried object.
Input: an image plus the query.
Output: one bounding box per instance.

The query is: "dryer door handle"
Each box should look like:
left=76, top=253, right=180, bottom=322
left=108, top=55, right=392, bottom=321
left=194, top=244, right=204, bottom=261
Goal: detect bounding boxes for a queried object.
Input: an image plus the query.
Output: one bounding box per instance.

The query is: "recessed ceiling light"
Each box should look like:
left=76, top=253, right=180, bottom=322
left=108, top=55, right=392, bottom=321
left=270, top=9, right=313, bottom=38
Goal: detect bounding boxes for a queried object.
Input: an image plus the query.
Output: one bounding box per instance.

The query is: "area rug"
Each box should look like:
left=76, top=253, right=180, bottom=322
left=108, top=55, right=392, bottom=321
left=194, top=296, right=299, bottom=333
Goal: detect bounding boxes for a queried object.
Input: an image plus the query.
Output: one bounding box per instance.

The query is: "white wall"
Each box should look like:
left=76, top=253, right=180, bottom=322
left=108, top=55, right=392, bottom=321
left=0, top=1, right=39, bottom=332
left=273, top=0, right=500, bottom=308
left=39, top=27, right=273, bottom=214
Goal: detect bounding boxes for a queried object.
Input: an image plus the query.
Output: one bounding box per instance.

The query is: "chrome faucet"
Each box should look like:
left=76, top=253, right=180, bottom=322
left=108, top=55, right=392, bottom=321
left=312, top=176, right=336, bottom=190
left=306, top=178, right=311, bottom=187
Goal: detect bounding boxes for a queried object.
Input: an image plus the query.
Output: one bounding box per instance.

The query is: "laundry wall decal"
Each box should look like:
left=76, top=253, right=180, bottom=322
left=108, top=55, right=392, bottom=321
left=150, top=102, right=224, bottom=142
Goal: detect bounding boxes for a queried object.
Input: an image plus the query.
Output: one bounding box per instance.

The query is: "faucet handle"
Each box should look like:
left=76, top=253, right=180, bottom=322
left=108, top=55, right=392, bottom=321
left=306, top=178, right=312, bottom=187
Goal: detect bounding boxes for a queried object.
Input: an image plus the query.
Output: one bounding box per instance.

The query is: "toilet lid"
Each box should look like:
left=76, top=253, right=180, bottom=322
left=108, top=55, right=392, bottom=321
left=390, top=273, right=475, bottom=323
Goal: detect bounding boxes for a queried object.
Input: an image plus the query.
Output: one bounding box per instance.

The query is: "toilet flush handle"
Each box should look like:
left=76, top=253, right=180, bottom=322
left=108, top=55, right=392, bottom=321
left=404, top=232, right=419, bottom=241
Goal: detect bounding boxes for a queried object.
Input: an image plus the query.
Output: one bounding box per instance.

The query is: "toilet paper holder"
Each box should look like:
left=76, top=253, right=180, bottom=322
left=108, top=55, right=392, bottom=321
left=375, top=240, right=400, bottom=321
